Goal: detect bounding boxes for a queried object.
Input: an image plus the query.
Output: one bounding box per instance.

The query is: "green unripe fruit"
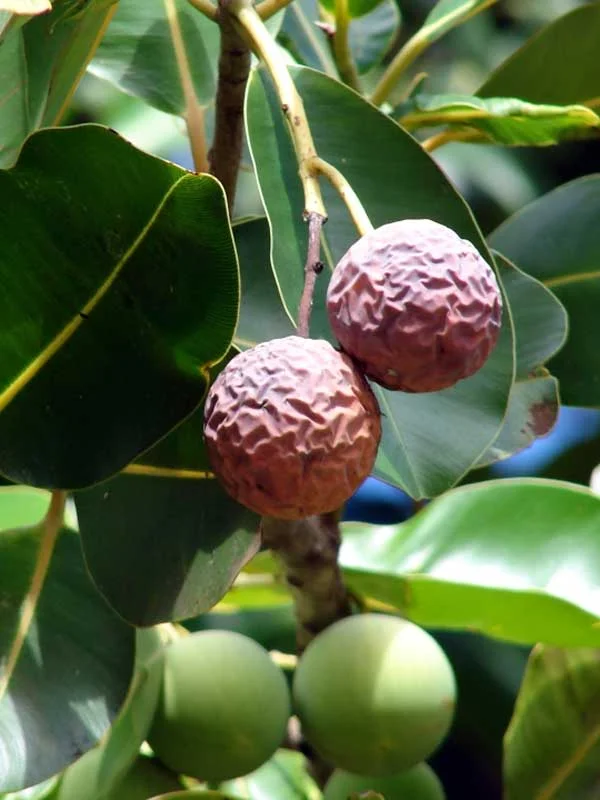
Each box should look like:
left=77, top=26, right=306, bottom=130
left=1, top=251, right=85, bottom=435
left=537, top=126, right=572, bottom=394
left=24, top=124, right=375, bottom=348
left=324, top=763, right=446, bottom=800
left=292, top=614, right=456, bottom=775
left=56, top=752, right=182, bottom=799
left=148, top=630, right=291, bottom=781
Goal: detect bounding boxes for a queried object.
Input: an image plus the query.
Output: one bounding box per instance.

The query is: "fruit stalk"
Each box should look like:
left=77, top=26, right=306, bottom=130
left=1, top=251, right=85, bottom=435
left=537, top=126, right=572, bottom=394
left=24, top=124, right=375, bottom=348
left=297, top=211, right=326, bottom=337
left=261, top=512, right=352, bottom=652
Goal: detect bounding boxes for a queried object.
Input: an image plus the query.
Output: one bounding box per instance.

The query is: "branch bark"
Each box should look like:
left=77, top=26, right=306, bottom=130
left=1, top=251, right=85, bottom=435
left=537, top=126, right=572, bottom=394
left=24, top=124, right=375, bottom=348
left=261, top=511, right=352, bottom=652
left=209, top=0, right=251, bottom=210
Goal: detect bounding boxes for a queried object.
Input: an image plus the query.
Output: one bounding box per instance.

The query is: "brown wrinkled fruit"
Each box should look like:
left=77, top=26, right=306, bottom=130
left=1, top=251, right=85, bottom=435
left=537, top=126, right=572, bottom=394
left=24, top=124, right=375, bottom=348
left=203, top=336, right=381, bottom=519
left=326, top=219, right=503, bottom=393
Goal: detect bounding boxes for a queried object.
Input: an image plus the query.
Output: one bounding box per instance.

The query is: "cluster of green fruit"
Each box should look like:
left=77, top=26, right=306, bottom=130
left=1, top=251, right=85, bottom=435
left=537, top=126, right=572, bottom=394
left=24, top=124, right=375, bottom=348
left=55, top=613, right=455, bottom=798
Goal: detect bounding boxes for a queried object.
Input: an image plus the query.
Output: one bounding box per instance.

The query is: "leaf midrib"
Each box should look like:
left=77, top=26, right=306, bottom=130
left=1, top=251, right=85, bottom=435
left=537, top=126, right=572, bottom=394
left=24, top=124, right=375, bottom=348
left=0, top=174, right=189, bottom=415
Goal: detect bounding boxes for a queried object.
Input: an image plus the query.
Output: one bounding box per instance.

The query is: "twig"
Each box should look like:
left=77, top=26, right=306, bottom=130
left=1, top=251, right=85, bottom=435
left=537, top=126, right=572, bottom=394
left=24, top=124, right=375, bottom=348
left=311, top=156, right=373, bottom=236
left=187, top=0, right=218, bottom=21
left=165, top=0, right=210, bottom=173
left=332, top=0, right=360, bottom=91
left=297, top=212, right=326, bottom=337
left=209, top=0, right=252, bottom=209
left=0, top=491, right=66, bottom=703
left=370, top=0, right=499, bottom=107
left=232, top=0, right=326, bottom=218
left=255, top=0, right=295, bottom=20
left=422, top=127, right=482, bottom=152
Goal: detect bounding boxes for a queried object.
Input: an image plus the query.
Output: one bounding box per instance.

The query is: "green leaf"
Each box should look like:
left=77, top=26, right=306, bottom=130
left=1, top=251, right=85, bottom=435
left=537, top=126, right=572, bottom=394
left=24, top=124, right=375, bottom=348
left=421, top=0, right=496, bottom=44
left=489, top=176, right=600, bottom=406
left=0, top=0, right=119, bottom=166
left=245, top=65, right=514, bottom=499
left=475, top=254, right=566, bottom=466
left=340, top=479, right=600, bottom=647
left=399, top=94, right=600, bottom=146
left=220, top=750, right=321, bottom=799
left=492, top=255, right=567, bottom=381
left=0, top=125, right=238, bottom=489
left=0, top=487, right=135, bottom=792
left=0, top=25, right=30, bottom=167
left=53, top=753, right=183, bottom=800
left=479, top=2, right=600, bottom=107
left=504, top=646, right=600, bottom=800
left=279, top=0, right=338, bottom=77
left=90, top=0, right=218, bottom=116
left=348, top=0, right=399, bottom=74
left=233, top=218, right=295, bottom=350
left=74, top=375, right=260, bottom=625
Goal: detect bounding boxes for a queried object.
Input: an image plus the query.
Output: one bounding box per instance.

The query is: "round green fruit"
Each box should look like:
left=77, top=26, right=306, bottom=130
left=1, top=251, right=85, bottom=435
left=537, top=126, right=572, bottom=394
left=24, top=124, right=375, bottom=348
left=148, top=630, right=291, bottom=781
left=324, top=763, right=446, bottom=800
left=292, top=614, right=456, bottom=775
left=56, top=751, right=182, bottom=799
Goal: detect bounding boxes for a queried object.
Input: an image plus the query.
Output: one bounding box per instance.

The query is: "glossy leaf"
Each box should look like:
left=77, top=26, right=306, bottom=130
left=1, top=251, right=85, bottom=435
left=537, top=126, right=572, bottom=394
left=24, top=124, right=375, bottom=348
left=348, top=0, right=399, bottom=74
left=475, top=254, right=566, bottom=466
left=0, top=0, right=119, bottom=166
left=0, top=125, right=238, bottom=488
left=246, top=65, right=514, bottom=498
left=489, top=176, right=600, bottom=406
left=220, top=750, right=321, bottom=799
left=505, top=646, right=600, bottom=799
left=421, top=0, right=496, bottom=44
left=75, top=375, right=260, bottom=626
left=90, top=0, right=219, bottom=115
left=233, top=218, right=295, bottom=350
left=0, top=24, right=30, bottom=167
left=279, top=0, right=338, bottom=77
left=53, top=753, right=182, bottom=800
left=0, top=487, right=135, bottom=791
left=479, top=2, right=600, bottom=107
left=339, top=479, right=600, bottom=647
left=76, top=472, right=260, bottom=626
left=399, top=94, right=600, bottom=146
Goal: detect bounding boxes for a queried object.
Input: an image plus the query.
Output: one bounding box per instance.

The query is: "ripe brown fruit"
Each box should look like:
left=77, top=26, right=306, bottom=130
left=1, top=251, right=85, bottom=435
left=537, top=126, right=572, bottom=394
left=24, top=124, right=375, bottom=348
left=203, top=336, right=381, bottom=519
left=327, top=219, right=502, bottom=393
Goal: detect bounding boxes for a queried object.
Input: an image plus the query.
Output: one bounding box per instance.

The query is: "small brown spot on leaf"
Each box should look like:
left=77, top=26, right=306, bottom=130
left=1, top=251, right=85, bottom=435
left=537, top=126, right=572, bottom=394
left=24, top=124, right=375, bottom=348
left=528, top=401, right=559, bottom=438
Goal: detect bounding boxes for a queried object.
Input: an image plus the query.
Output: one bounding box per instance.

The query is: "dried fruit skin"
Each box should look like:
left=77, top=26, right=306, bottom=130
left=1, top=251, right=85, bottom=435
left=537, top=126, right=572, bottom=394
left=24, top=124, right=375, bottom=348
left=327, top=219, right=503, bottom=393
left=203, top=336, right=381, bottom=519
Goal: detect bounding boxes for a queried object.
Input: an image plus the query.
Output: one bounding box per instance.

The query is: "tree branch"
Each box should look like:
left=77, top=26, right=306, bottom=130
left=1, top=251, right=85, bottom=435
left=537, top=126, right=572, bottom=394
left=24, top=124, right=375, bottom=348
left=209, top=0, right=252, bottom=210
left=261, top=512, right=352, bottom=652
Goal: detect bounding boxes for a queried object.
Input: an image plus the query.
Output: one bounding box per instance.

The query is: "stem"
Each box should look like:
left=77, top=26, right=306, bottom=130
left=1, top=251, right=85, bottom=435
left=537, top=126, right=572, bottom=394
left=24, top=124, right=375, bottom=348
left=209, top=0, right=252, bottom=209
left=232, top=1, right=327, bottom=218
left=255, top=0, right=295, bottom=20
left=311, top=156, right=373, bottom=237
left=297, top=212, right=326, bottom=337
left=0, top=491, right=66, bottom=703
left=422, top=127, right=482, bottom=152
left=165, top=0, right=210, bottom=173
left=187, top=0, right=218, bottom=21
left=332, top=0, right=360, bottom=91
left=261, top=512, right=352, bottom=653
left=370, top=0, right=499, bottom=107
